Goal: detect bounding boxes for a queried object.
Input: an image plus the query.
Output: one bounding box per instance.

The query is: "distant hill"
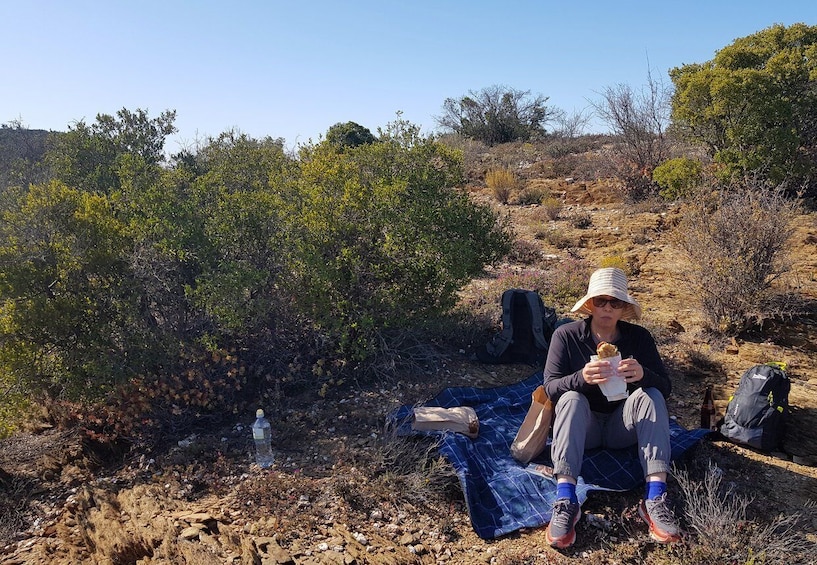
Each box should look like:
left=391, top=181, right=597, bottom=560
left=0, top=127, right=53, bottom=190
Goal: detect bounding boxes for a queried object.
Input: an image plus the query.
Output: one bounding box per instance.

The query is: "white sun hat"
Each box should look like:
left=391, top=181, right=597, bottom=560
left=570, top=267, right=642, bottom=320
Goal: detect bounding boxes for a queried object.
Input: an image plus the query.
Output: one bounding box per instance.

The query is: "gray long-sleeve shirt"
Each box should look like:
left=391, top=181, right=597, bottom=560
left=543, top=317, right=671, bottom=413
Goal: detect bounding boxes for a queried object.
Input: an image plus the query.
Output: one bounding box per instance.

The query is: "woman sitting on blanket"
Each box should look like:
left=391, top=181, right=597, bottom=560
left=543, top=267, right=680, bottom=549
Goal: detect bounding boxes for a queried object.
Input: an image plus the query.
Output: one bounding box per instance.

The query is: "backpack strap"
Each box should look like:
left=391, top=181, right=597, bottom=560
left=525, top=291, right=550, bottom=351
left=485, top=289, right=517, bottom=357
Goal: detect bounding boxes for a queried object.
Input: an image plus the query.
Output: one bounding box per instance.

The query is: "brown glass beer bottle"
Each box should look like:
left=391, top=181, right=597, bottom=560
left=700, top=385, right=716, bottom=430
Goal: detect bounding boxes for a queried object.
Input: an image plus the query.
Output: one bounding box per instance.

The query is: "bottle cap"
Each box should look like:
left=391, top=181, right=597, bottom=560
left=256, top=408, right=264, bottom=418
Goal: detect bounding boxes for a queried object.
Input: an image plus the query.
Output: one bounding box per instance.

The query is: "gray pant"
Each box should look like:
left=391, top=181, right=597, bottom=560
left=550, top=388, right=671, bottom=479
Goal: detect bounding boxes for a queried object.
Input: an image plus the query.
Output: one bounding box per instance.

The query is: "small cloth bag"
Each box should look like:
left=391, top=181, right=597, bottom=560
left=510, top=385, right=553, bottom=464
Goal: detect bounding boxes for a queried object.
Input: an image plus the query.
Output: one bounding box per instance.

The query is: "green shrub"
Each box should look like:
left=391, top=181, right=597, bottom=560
left=0, top=181, right=156, bottom=402
left=599, top=255, right=630, bottom=274
left=325, top=121, right=377, bottom=149
left=436, top=85, right=550, bottom=145
left=289, top=121, right=512, bottom=360
left=515, top=184, right=547, bottom=205
left=653, top=157, right=703, bottom=200
left=0, top=114, right=512, bottom=434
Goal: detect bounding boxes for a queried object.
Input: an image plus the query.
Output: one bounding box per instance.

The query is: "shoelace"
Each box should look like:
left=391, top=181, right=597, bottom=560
left=551, top=499, right=576, bottom=528
left=648, top=494, right=677, bottom=525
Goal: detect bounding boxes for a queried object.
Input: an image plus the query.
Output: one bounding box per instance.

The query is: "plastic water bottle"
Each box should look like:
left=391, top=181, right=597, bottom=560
left=252, top=408, right=274, bottom=468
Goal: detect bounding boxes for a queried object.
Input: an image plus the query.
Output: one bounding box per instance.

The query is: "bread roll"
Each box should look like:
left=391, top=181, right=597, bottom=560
left=596, top=341, right=619, bottom=359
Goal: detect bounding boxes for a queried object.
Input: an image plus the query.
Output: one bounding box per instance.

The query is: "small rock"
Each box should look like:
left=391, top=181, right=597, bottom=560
left=179, top=526, right=201, bottom=541
left=186, top=512, right=215, bottom=524
left=585, top=513, right=612, bottom=531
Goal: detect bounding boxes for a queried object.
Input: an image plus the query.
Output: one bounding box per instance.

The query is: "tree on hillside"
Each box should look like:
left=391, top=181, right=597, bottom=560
left=46, top=108, right=176, bottom=195
left=325, top=121, right=377, bottom=149
left=670, top=23, right=817, bottom=196
left=591, top=69, right=672, bottom=200
left=435, top=85, right=554, bottom=145
left=0, top=123, right=50, bottom=190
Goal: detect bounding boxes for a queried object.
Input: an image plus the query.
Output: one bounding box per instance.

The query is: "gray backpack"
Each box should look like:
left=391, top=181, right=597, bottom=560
left=720, top=363, right=790, bottom=452
left=475, top=289, right=557, bottom=366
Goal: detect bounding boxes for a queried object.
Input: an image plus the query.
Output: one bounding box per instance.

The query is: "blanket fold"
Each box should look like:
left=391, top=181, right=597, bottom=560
left=388, top=372, right=709, bottom=539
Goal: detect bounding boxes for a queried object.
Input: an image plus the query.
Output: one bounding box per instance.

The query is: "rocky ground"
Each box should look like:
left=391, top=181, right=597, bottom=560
left=1, top=178, right=816, bottom=564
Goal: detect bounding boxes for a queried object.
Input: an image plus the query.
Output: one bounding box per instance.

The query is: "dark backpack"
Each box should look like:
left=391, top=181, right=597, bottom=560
left=475, top=289, right=557, bottom=366
left=720, top=363, right=790, bottom=452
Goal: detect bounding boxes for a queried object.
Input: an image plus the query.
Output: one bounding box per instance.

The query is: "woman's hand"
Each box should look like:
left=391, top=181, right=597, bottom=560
left=582, top=359, right=613, bottom=385
left=617, top=357, right=644, bottom=383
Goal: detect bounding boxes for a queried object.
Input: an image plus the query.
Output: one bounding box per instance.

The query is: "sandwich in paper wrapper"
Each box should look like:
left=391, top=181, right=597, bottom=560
left=592, top=341, right=628, bottom=401
left=411, top=406, right=479, bottom=438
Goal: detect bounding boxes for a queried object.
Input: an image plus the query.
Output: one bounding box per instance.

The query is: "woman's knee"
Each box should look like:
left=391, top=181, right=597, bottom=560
left=555, top=391, right=591, bottom=420
left=556, top=390, right=590, bottom=409
left=628, top=387, right=669, bottom=420
left=631, top=387, right=666, bottom=406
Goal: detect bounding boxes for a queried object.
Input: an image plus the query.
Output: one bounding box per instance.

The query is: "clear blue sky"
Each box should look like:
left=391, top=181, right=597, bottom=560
left=2, top=1, right=814, bottom=152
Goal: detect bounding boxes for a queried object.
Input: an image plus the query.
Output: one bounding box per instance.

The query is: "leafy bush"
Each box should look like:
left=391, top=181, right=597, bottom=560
left=325, top=121, right=377, bottom=149
left=653, top=157, right=703, bottom=200
left=670, top=23, right=817, bottom=198
left=599, top=254, right=630, bottom=274
left=515, top=184, right=547, bottom=205
left=0, top=181, right=161, bottom=402
left=288, top=119, right=512, bottom=360
left=46, top=108, right=176, bottom=195
left=436, top=85, right=553, bottom=145
left=672, top=184, right=800, bottom=334
left=0, top=111, right=512, bottom=436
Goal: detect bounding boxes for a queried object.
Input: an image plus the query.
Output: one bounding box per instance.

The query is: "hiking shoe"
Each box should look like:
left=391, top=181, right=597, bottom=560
left=545, top=497, right=581, bottom=549
left=638, top=493, right=681, bottom=543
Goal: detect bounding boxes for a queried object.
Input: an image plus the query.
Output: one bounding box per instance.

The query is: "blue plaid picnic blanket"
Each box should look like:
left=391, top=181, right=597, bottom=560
left=388, top=372, right=709, bottom=539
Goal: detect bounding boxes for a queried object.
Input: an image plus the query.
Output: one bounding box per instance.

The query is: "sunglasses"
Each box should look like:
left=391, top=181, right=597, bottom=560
left=591, top=296, right=626, bottom=309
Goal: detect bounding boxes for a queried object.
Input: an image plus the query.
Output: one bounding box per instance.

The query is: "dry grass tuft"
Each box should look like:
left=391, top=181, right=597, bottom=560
left=674, top=461, right=817, bottom=564
left=486, top=168, right=518, bottom=204
left=371, top=425, right=459, bottom=510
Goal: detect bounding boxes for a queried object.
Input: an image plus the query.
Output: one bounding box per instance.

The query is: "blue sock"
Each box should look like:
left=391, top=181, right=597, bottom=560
left=557, top=481, right=578, bottom=503
left=645, top=480, right=667, bottom=500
